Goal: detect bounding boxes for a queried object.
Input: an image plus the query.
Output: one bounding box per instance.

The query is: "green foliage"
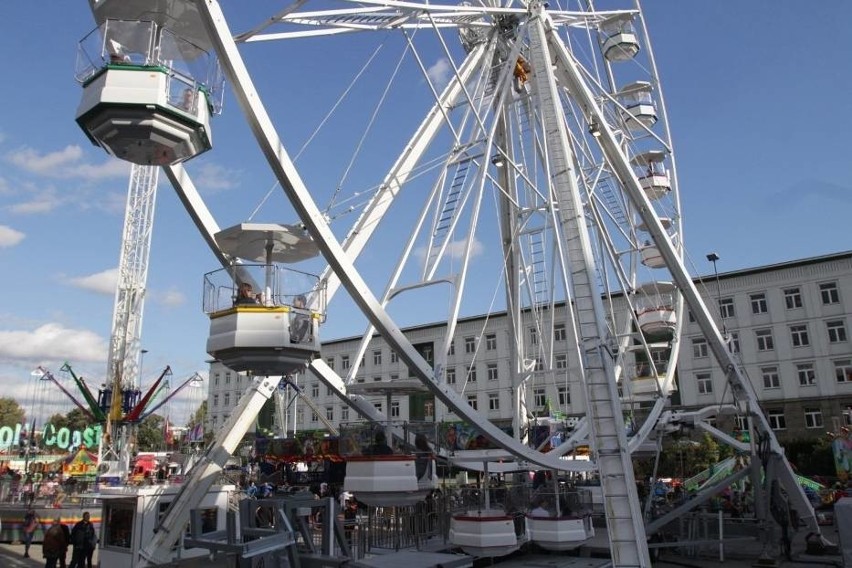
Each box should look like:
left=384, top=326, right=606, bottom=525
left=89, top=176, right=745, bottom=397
left=189, top=400, right=207, bottom=428
left=136, top=414, right=165, bottom=451
left=784, top=437, right=835, bottom=477
left=0, top=397, right=25, bottom=427
left=65, top=408, right=91, bottom=432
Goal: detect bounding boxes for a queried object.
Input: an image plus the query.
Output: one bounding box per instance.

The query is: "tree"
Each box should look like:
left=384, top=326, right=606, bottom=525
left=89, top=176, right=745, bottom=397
left=0, top=397, right=25, bottom=427
left=47, top=412, right=69, bottom=430
left=64, top=407, right=91, bottom=433
left=136, top=414, right=165, bottom=451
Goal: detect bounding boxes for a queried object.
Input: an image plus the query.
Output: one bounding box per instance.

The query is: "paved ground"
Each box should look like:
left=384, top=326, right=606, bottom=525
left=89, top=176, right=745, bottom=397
left=0, top=527, right=840, bottom=567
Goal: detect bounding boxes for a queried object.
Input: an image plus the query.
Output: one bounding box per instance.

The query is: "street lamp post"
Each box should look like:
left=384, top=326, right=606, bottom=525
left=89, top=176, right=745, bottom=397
left=706, top=252, right=726, bottom=336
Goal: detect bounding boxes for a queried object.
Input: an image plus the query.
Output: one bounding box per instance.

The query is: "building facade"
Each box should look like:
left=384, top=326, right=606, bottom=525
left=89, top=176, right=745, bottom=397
left=207, top=251, right=852, bottom=442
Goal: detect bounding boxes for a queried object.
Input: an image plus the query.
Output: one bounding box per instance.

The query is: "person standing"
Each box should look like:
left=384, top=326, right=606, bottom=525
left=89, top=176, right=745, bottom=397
left=69, top=512, right=96, bottom=568
left=22, top=507, right=39, bottom=558
left=42, top=517, right=69, bottom=568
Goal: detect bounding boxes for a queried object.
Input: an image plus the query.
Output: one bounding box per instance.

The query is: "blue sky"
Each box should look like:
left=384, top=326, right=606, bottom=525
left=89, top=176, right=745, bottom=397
left=0, top=1, right=850, bottom=426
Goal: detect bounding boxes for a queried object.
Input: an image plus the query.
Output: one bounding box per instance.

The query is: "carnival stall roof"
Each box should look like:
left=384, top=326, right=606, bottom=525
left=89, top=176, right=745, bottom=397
left=60, top=447, right=98, bottom=479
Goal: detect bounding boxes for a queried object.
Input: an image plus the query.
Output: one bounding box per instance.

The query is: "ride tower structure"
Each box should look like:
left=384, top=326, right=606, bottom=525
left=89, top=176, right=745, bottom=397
left=71, top=0, right=825, bottom=566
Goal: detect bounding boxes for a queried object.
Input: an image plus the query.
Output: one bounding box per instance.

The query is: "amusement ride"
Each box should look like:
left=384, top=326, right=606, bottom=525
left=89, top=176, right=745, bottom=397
left=66, top=0, right=827, bottom=566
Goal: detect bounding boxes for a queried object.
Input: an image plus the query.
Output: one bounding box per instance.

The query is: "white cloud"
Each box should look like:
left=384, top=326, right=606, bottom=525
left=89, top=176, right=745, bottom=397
left=0, top=323, right=108, bottom=363
left=151, top=288, right=186, bottom=307
left=8, top=196, right=58, bottom=215
left=194, top=162, right=241, bottom=193
left=7, top=145, right=83, bottom=173
left=415, top=237, right=484, bottom=262
left=0, top=225, right=25, bottom=248
left=68, top=268, right=119, bottom=295
left=426, top=58, right=453, bottom=92
left=5, top=145, right=129, bottom=181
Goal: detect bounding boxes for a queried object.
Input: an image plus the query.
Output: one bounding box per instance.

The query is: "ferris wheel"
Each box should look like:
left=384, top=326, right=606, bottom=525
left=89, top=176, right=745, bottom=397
left=230, top=3, right=685, bottom=461
left=74, top=1, right=829, bottom=566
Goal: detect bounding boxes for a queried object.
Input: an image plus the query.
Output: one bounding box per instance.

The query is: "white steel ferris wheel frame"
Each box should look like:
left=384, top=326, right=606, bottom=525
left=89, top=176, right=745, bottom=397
left=141, top=0, right=823, bottom=565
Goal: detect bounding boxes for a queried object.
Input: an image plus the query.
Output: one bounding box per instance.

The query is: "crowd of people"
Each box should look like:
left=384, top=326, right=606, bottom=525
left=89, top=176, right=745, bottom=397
left=21, top=509, right=97, bottom=568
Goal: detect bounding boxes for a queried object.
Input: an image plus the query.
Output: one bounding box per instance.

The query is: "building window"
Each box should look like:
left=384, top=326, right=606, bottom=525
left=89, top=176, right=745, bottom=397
left=373, top=376, right=382, bottom=382
left=555, top=354, right=568, bottom=370
left=485, top=333, right=497, bottom=351
left=391, top=351, right=399, bottom=363
left=820, top=282, right=840, bottom=305
left=213, top=394, right=219, bottom=407
left=554, top=324, right=567, bottom=341
left=225, top=372, right=231, bottom=385
left=796, top=362, right=816, bottom=386
left=447, top=342, right=454, bottom=356
left=789, top=324, right=810, bottom=347
left=534, top=358, right=545, bottom=372
left=237, top=375, right=242, bottom=385
left=391, top=401, right=400, bottom=418
left=734, top=416, right=748, bottom=431
left=750, top=293, right=768, bottom=314
left=373, top=350, right=382, bottom=365
left=835, top=359, right=852, bottom=383
left=719, top=298, right=735, bottom=319
left=326, top=406, right=334, bottom=421
left=845, top=406, right=852, bottom=426
left=692, top=338, right=708, bottom=358
left=804, top=408, right=823, bottom=429
left=727, top=332, right=740, bottom=354
left=464, top=337, right=476, bottom=353
left=311, top=412, right=318, bottom=423
left=467, top=365, right=477, bottom=382
left=755, top=329, right=774, bottom=351
left=534, top=388, right=547, bottom=408
left=311, top=383, right=319, bottom=398
left=488, top=393, right=500, bottom=411
left=784, top=287, right=803, bottom=309
left=224, top=392, right=230, bottom=406
left=768, top=410, right=786, bottom=430
left=373, top=402, right=382, bottom=413
left=356, top=377, right=365, bottom=383
left=214, top=374, right=220, bottom=387
left=487, top=363, right=498, bottom=381
left=530, top=327, right=538, bottom=345
left=696, top=373, right=713, bottom=395
left=827, top=320, right=848, bottom=343
left=326, top=357, right=335, bottom=370
left=341, top=355, right=351, bottom=370
left=446, top=367, right=456, bottom=384
left=761, top=366, right=780, bottom=389
left=390, top=374, right=398, bottom=381
left=467, top=395, right=478, bottom=410
left=341, top=407, right=349, bottom=421
left=557, top=385, right=570, bottom=406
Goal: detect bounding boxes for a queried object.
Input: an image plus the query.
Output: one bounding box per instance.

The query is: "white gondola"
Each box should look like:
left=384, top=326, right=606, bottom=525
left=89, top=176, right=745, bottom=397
left=526, top=482, right=595, bottom=552
left=635, top=281, right=678, bottom=336
left=617, top=81, right=657, bottom=131
left=637, top=217, right=675, bottom=269
left=75, top=14, right=221, bottom=165
left=447, top=453, right=526, bottom=557
left=600, top=14, right=640, bottom=62
left=631, top=150, right=671, bottom=200
left=341, top=394, right=437, bottom=507
left=204, top=223, right=323, bottom=376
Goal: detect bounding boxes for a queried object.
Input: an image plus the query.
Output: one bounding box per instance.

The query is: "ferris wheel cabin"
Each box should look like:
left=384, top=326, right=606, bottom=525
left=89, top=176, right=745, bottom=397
left=600, top=14, right=640, bottom=62
left=204, top=224, right=324, bottom=377
left=635, top=281, right=678, bottom=337
left=617, top=81, right=657, bottom=131
left=74, top=8, right=221, bottom=165
left=637, top=217, right=676, bottom=269
left=631, top=150, right=672, bottom=200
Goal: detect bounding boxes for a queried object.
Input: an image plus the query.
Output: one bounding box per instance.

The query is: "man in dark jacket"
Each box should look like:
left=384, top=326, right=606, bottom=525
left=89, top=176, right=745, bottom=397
left=42, top=517, right=69, bottom=568
left=69, top=512, right=96, bottom=568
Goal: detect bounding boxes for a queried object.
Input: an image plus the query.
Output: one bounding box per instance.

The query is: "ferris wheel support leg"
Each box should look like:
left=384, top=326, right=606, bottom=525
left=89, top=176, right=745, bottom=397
left=542, top=3, right=823, bottom=541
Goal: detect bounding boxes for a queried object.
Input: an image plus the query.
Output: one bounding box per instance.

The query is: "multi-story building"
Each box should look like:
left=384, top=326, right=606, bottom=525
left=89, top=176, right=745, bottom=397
left=207, top=251, right=852, bottom=442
